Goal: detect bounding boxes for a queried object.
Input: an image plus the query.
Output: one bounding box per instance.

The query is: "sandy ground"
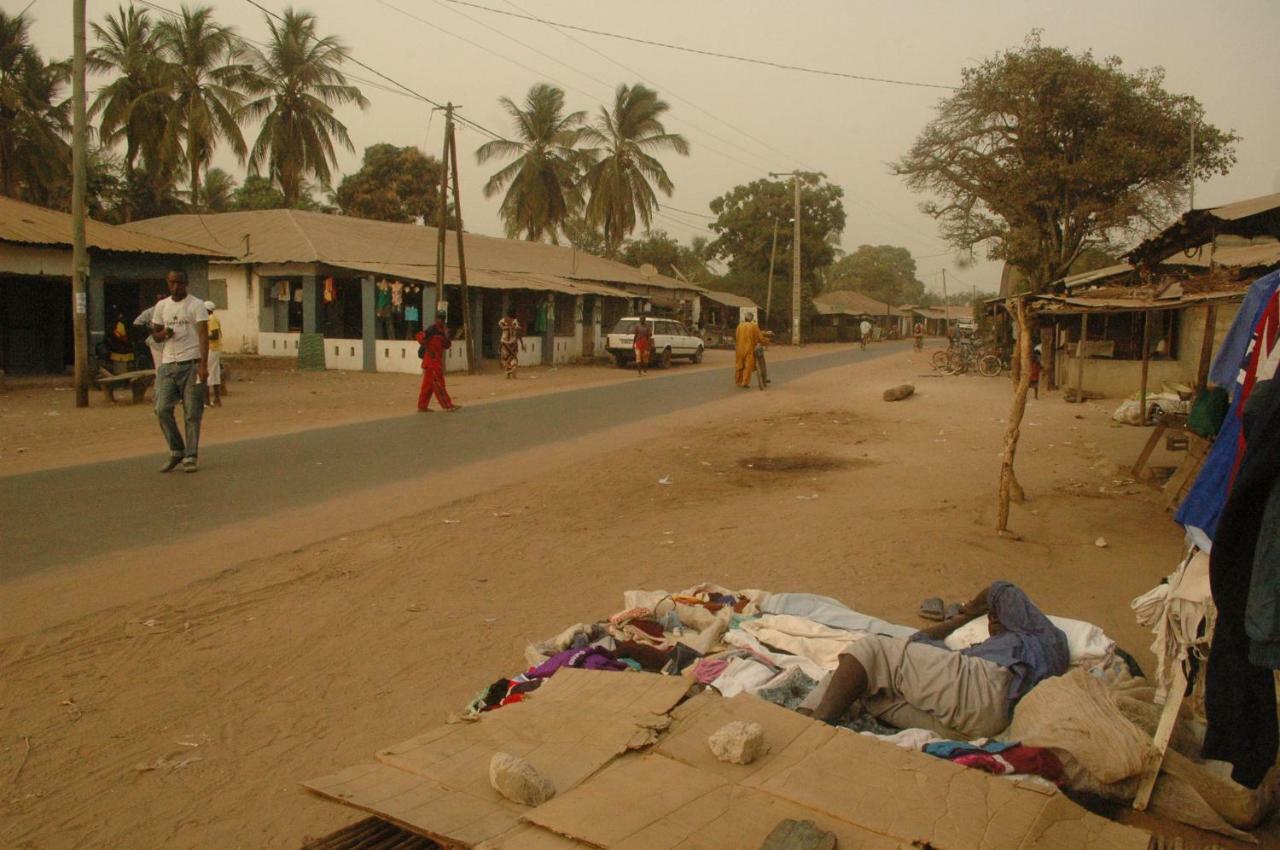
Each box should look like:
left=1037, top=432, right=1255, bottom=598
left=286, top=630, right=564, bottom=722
left=0, top=346, right=835, bottom=476
left=0, top=344, right=1263, bottom=849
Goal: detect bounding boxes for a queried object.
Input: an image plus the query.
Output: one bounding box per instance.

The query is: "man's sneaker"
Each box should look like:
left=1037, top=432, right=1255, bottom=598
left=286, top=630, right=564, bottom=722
left=159, top=456, right=181, bottom=473
left=182, top=458, right=198, bottom=473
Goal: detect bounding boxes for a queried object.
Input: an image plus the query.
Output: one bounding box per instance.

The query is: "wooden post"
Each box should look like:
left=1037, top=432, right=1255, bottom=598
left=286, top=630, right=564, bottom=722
left=1133, top=664, right=1188, bottom=811
left=1139, top=310, right=1153, bottom=425
left=1075, top=313, right=1087, bottom=403
left=445, top=115, right=477, bottom=374
left=997, top=297, right=1034, bottom=533
left=1195, top=305, right=1217, bottom=395
left=1040, top=325, right=1055, bottom=391
left=71, top=0, right=89, bottom=407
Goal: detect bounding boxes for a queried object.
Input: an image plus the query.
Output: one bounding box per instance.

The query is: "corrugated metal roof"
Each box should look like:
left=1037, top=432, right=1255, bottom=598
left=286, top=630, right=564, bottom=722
left=120, top=209, right=699, bottom=291
left=1157, top=240, right=1280, bottom=270
left=1033, top=288, right=1247, bottom=314
left=1058, top=263, right=1135, bottom=291
left=330, top=259, right=631, bottom=298
left=812, top=289, right=911, bottom=317
left=700, top=288, right=758, bottom=310
left=1127, top=192, right=1280, bottom=265
left=0, top=195, right=227, bottom=257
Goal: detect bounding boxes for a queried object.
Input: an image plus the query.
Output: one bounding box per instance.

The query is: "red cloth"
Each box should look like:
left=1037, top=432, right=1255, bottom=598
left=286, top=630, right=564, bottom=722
left=952, top=746, right=1064, bottom=785
left=416, top=321, right=456, bottom=411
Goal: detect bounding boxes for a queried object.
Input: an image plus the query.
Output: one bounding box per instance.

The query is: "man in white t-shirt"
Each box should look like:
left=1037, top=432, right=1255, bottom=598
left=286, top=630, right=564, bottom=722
left=150, top=270, right=209, bottom=473
left=859, top=319, right=873, bottom=349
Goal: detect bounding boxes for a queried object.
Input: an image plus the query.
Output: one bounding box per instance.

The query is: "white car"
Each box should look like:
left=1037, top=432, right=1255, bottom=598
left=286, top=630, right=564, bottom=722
left=606, top=317, right=704, bottom=368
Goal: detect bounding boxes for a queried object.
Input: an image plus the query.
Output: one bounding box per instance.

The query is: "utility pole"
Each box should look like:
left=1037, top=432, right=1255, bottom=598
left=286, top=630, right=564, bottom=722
left=941, top=268, right=950, bottom=338
left=768, top=171, right=804, bottom=344
left=445, top=110, right=477, bottom=373
left=435, top=104, right=450, bottom=325
left=791, top=174, right=801, bottom=345
left=764, top=217, right=779, bottom=329
left=71, top=0, right=89, bottom=408
left=1189, top=118, right=1197, bottom=212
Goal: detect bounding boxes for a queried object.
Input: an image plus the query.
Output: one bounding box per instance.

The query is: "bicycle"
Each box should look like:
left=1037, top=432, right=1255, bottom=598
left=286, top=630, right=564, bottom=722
left=754, top=344, right=770, bottom=390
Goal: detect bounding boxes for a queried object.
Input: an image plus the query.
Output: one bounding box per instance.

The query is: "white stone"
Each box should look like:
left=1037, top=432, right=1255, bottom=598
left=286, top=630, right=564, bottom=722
left=1095, top=537, right=1109, bottom=548
left=489, top=752, right=555, bottom=806
left=708, top=720, right=766, bottom=765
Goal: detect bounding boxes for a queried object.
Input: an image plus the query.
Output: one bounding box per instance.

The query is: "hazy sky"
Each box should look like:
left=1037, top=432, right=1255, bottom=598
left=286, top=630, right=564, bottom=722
left=22, top=0, right=1280, bottom=294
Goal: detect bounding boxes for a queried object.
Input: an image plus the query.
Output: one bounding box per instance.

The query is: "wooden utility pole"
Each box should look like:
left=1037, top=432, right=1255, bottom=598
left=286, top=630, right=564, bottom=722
left=764, top=217, right=779, bottom=330
left=445, top=111, right=477, bottom=374
left=1075, top=313, right=1088, bottom=403
left=791, top=174, right=802, bottom=345
left=71, top=0, right=89, bottom=407
left=940, top=269, right=950, bottom=338
left=434, top=104, right=451, bottom=325
left=1195, top=305, right=1217, bottom=395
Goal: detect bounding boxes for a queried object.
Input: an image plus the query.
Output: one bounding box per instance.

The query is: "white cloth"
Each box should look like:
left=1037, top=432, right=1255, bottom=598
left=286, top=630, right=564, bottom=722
left=135, top=305, right=164, bottom=366
left=859, top=321, right=872, bottom=336
left=861, top=728, right=943, bottom=751
left=721, top=628, right=827, bottom=682
left=944, top=613, right=1115, bottom=665
left=738, top=614, right=867, bottom=670
left=152, top=296, right=208, bottom=363
left=207, top=350, right=222, bottom=385
left=709, top=657, right=778, bottom=698
left=1135, top=548, right=1214, bottom=697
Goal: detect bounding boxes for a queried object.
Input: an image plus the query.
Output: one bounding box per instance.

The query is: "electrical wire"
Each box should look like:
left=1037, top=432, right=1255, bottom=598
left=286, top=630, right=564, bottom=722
left=238, top=0, right=509, bottom=143
left=447, top=0, right=956, bottom=91
left=500, top=0, right=793, bottom=172
left=373, top=0, right=778, bottom=172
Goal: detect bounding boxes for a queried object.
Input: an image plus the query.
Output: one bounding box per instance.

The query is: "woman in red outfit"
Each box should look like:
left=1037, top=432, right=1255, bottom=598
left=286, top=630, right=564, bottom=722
left=417, top=310, right=461, bottom=412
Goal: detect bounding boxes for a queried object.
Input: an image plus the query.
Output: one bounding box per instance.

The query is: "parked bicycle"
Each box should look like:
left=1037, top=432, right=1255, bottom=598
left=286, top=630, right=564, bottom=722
left=930, top=337, right=1008, bottom=377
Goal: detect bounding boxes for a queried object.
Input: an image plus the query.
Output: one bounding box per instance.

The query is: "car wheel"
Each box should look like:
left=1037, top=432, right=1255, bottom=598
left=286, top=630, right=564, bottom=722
left=660, top=347, right=673, bottom=369
left=692, top=346, right=704, bottom=364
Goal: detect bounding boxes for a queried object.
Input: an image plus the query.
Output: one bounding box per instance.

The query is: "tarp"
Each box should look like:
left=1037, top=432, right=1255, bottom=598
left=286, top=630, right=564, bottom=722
left=1176, top=270, right=1280, bottom=547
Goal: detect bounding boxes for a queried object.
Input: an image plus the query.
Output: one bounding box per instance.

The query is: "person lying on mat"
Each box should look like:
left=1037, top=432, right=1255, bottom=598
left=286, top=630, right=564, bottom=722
left=801, top=582, right=1068, bottom=739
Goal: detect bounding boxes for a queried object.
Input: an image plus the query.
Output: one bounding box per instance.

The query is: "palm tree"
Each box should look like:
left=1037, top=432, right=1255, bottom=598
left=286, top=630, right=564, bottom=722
left=243, top=7, right=366, bottom=207
left=153, top=4, right=251, bottom=210
left=0, top=11, right=70, bottom=202
left=476, top=83, right=586, bottom=242
left=579, top=83, right=689, bottom=257
left=201, top=166, right=237, bottom=211
left=89, top=5, right=174, bottom=221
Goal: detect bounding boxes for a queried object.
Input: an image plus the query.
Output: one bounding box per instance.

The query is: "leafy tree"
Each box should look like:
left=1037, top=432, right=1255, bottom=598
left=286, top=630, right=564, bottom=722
left=561, top=213, right=607, bottom=257
left=708, top=173, right=846, bottom=279
left=620, top=229, right=713, bottom=281
left=333, top=143, right=451, bottom=224
left=0, top=11, right=70, bottom=203
left=90, top=5, right=176, bottom=221
left=716, top=267, right=821, bottom=336
left=579, top=83, right=689, bottom=257
left=154, top=4, right=252, bottom=210
left=243, top=7, right=366, bottom=207
left=826, top=245, right=925, bottom=307
left=476, top=83, right=585, bottom=242
left=230, top=174, right=322, bottom=211
left=895, top=33, right=1237, bottom=292
left=202, top=166, right=237, bottom=211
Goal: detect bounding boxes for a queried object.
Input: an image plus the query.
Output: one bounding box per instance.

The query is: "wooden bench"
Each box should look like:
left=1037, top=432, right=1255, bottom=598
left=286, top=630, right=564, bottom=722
left=96, top=368, right=156, bottom=404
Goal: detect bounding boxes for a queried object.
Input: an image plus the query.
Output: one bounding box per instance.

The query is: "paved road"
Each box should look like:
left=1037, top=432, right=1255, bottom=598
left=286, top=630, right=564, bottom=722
left=3, top=344, right=905, bottom=578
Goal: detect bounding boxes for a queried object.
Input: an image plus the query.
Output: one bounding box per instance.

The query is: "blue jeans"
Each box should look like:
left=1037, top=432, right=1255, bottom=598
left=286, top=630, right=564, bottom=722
left=155, top=360, right=204, bottom=459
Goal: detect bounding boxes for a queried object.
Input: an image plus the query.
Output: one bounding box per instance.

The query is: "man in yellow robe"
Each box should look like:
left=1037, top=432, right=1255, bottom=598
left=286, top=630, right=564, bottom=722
left=734, top=313, right=766, bottom=388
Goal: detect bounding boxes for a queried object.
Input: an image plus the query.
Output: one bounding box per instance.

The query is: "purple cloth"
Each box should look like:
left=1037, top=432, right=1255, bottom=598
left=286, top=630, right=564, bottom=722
left=691, top=658, right=730, bottom=684
left=527, top=646, right=627, bottom=679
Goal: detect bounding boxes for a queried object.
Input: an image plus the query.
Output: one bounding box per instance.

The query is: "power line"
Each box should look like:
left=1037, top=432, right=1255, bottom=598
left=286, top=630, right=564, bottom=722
left=659, top=203, right=715, bottom=220
left=447, top=0, right=957, bottom=91
left=238, top=0, right=509, bottom=143
left=500, top=0, right=796, bottom=172
left=375, top=0, right=777, bottom=174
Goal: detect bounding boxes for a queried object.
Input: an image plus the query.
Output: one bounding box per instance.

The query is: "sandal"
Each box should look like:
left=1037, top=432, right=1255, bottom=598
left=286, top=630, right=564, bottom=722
left=919, top=597, right=944, bottom=621
left=944, top=602, right=963, bottom=620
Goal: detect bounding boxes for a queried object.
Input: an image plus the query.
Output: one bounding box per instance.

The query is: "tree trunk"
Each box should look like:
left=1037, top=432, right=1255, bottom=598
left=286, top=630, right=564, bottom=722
left=190, top=153, right=200, bottom=212
left=997, top=297, right=1034, bottom=534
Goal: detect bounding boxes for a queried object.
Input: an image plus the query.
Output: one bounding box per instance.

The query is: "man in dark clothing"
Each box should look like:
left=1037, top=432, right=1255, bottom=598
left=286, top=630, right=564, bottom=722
left=417, top=310, right=461, bottom=412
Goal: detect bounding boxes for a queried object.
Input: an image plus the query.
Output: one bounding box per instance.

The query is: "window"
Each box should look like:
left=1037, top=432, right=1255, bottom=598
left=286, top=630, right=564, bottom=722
left=554, top=293, right=575, bottom=336
left=206, top=278, right=228, bottom=309
left=1065, top=310, right=1179, bottom=360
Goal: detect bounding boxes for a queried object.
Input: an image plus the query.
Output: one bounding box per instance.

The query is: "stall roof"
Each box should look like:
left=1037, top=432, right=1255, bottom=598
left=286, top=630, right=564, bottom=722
left=1032, top=286, right=1248, bottom=315
left=1157, top=240, right=1280, bottom=271
left=812, top=289, right=910, bottom=317
left=700, top=288, right=758, bottom=310
left=1127, top=192, right=1280, bottom=265
left=121, top=209, right=696, bottom=292
left=0, top=195, right=225, bottom=257
left=328, top=259, right=632, bottom=298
